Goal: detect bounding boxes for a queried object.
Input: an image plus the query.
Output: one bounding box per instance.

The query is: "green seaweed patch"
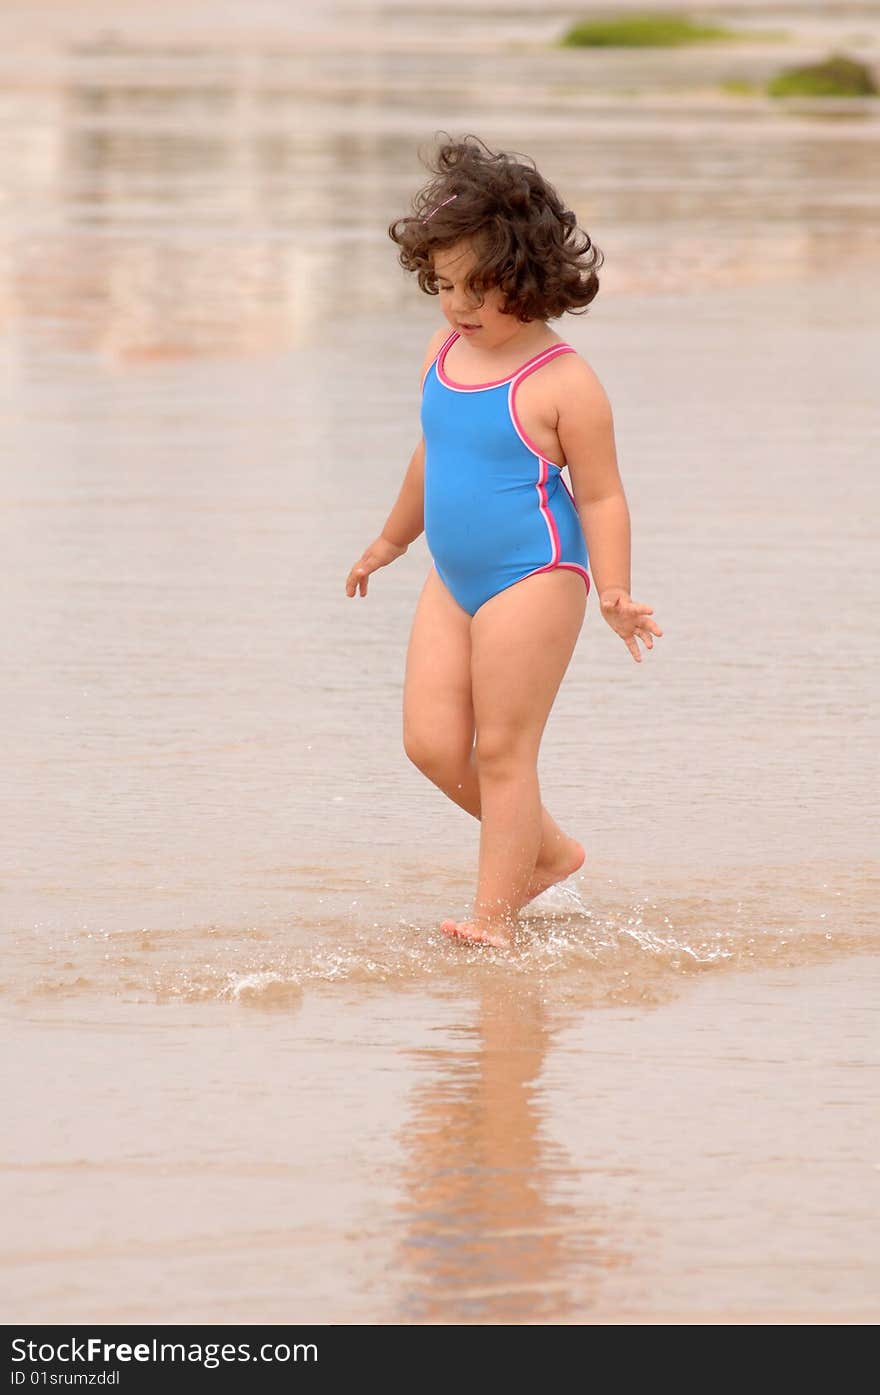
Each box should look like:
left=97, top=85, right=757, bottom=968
left=561, top=12, right=742, bottom=48
left=720, top=78, right=760, bottom=96
left=768, top=53, right=878, bottom=97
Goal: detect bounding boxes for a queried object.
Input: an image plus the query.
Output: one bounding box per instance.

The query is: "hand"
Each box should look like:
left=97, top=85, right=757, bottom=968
left=345, top=536, right=407, bottom=598
left=599, top=587, right=663, bottom=663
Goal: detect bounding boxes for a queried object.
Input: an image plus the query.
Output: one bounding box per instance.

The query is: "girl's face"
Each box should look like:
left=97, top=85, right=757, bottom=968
left=432, top=240, right=530, bottom=348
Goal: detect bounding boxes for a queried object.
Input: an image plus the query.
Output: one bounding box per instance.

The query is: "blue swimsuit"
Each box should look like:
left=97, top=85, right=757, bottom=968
left=420, top=330, right=591, bottom=617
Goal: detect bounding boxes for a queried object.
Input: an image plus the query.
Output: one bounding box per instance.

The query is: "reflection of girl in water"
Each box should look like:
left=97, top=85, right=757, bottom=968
left=395, top=987, right=628, bottom=1322
left=346, top=136, right=662, bottom=948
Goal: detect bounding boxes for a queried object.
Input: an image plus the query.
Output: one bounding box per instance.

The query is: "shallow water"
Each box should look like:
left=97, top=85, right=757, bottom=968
left=1, top=0, right=878, bottom=359
left=3, top=957, right=879, bottom=1323
left=1, top=0, right=879, bottom=1324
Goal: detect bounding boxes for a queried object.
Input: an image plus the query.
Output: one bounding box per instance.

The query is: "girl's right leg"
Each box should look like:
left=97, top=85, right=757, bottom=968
left=402, top=567, right=584, bottom=904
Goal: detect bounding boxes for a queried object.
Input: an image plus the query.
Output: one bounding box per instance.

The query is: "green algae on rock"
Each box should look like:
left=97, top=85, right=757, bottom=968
left=768, top=53, right=878, bottom=98
left=561, top=12, right=740, bottom=48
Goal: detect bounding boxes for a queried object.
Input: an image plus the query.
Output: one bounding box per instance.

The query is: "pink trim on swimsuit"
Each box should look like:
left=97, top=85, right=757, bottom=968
left=508, top=344, right=573, bottom=469
left=437, top=333, right=572, bottom=393
left=507, top=347, right=591, bottom=597
left=421, top=329, right=459, bottom=394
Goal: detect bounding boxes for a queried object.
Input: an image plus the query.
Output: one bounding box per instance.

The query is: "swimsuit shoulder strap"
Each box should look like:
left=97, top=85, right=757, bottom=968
left=510, top=342, right=575, bottom=384
left=421, top=330, right=460, bottom=393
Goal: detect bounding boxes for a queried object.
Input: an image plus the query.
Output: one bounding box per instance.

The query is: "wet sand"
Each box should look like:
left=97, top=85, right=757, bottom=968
left=3, top=955, right=878, bottom=1324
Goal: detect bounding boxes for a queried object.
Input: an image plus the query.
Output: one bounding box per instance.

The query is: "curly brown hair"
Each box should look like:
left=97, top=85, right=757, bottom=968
left=388, top=134, right=603, bottom=322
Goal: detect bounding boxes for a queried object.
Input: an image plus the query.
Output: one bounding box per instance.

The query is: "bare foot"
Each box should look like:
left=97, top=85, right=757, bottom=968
left=440, top=919, right=513, bottom=949
left=518, top=836, right=586, bottom=910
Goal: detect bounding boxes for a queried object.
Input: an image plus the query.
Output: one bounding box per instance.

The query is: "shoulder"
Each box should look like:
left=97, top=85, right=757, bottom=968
left=557, top=348, right=613, bottom=404
left=420, top=326, right=454, bottom=385
left=553, top=349, right=613, bottom=417
left=426, top=324, right=453, bottom=355
left=520, top=344, right=613, bottom=426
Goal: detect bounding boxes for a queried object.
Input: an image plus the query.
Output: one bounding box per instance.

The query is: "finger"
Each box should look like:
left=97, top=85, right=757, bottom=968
left=635, top=613, right=662, bottom=636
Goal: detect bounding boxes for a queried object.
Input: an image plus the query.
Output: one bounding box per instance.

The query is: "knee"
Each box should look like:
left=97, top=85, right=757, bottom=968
left=403, top=725, right=469, bottom=781
left=474, top=727, right=535, bottom=777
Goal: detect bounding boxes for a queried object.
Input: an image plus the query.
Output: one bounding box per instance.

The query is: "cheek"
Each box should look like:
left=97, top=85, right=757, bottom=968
left=482, top=287, right=508, bottom=317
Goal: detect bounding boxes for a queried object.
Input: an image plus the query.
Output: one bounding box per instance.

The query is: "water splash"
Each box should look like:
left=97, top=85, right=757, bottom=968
left=5, top=868, right=875, bottom=1012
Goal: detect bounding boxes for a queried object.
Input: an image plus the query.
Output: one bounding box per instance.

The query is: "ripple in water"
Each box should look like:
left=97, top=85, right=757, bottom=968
left=5, top=870, right=874, bottom=1012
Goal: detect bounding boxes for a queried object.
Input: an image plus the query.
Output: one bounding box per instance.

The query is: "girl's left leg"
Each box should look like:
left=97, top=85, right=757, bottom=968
left=442, top=568, right=587, bottom=948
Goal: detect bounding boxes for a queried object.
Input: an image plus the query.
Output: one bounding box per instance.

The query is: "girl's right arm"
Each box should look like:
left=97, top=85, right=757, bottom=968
left=345, top=328, right=448, bottom=599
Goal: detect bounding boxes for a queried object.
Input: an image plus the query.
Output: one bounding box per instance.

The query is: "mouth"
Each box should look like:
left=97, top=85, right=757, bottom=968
left=458, top=321, right=481, bottom=332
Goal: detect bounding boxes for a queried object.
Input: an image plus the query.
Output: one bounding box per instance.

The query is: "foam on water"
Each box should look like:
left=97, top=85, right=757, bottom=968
left=5, top=867, right=875, bottom=1012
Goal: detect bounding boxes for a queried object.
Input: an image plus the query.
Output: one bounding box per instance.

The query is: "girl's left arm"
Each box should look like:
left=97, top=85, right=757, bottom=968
left=556, top=357, right=663, bottom=660
left=556, top=359, right=630, bottom=599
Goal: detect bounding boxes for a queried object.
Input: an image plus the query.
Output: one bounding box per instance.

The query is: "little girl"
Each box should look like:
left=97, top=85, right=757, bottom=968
left=345, top=136, right=663, bottom=949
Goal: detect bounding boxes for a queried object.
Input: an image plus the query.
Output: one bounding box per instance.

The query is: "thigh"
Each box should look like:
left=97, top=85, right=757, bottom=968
left=403, top=565, right=474, bottom=755
left=470, top=569, right=586, bottom=759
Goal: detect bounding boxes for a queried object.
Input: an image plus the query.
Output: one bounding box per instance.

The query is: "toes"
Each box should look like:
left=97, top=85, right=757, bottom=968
left=441, top=920, right=477, bottom=940
left=444, top=921, right=478, bottom=940
left=440, top=920, right=511, bottom=948
left=441, top=920, right=466, bottom=940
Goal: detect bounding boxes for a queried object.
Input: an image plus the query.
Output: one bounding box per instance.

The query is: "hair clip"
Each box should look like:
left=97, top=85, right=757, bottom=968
left=420, top=193, right=458, bottom=224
